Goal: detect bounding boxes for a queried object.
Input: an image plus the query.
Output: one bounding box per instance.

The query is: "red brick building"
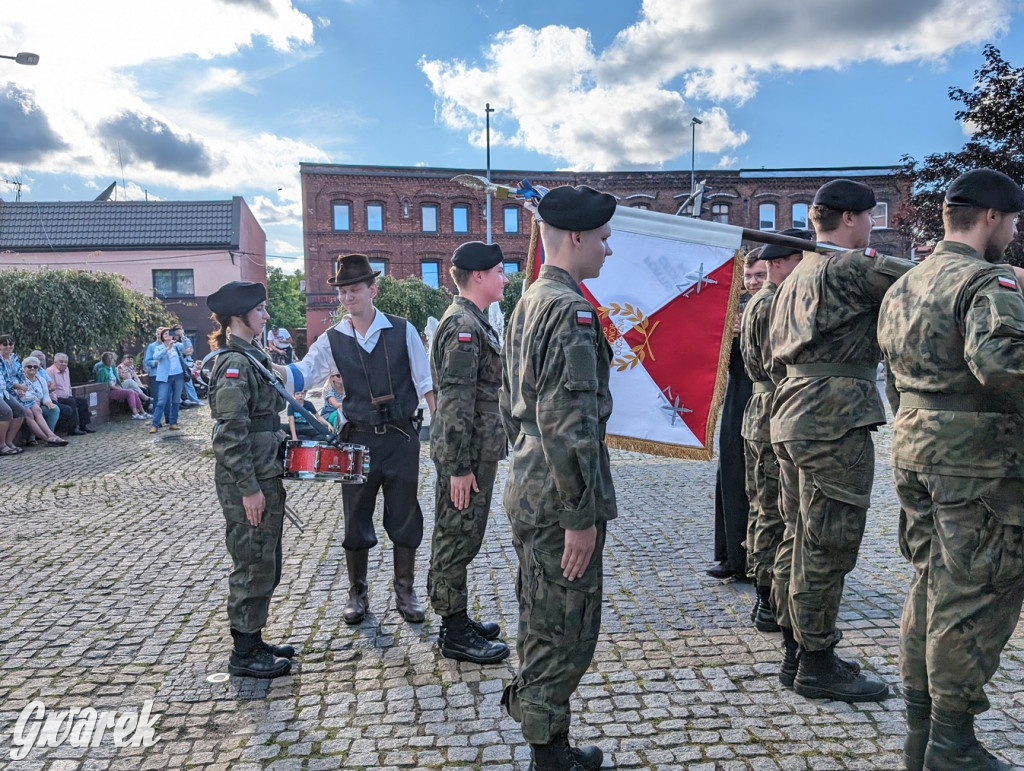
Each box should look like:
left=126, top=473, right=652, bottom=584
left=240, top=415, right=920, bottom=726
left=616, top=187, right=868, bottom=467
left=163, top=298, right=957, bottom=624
left=300, top=163, right=907, bottom=334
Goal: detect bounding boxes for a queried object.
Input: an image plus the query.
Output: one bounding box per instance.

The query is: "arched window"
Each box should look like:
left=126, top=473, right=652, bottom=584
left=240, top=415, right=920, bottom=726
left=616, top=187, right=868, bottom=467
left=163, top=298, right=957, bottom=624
left=759, top=203, right=777, bottom=231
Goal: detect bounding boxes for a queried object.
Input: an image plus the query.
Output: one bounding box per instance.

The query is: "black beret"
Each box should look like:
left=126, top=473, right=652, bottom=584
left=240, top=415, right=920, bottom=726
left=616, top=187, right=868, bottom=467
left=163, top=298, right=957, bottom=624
left=537, top=185, right=617, bottom=231
left=945, top=168, right=1024, bottom=212
left=761, top=228, right=815, bottom=261
left=452, top=241, right=504, bottom=270
left=812, top=179, right=877, bottom=212
left=207, top=281, right=266, bottom=316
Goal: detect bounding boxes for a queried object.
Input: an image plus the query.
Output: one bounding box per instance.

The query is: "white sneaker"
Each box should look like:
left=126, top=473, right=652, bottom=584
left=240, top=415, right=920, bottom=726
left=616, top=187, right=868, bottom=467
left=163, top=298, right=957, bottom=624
left=131, top=413, right=148, bottom=420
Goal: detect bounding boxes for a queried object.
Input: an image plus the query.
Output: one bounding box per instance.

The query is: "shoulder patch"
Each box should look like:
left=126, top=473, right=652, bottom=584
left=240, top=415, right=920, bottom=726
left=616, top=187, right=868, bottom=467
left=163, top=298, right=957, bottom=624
left=863, top=248, right=877, bottom=257
left=576, top=309, right=594, bottom=326
left=225, top=368, right=240, bottom=378
left=998, top=275, right=1019, bottom=291
left=458, top=331, right=473, bottom=342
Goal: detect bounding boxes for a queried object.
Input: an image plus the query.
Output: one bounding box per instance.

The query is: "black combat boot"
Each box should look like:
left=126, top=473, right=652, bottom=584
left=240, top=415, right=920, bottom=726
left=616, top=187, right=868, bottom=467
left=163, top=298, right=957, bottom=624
left=924, top=706, right=1011, bottom=770
left=344, top=549, right=369, bottom=624
left=779, top=626, right=799, bottom=688
left=793, top=647, right=889, bottom=702
left=903, top=687, right=931, bottom=771
left=438, top=611, right=510, bottom=664
left=228, top=629, right=291, bottom=679
left=754, top=583, right=781, bottom=633
left=393, top=546, right=425, bottom=623
left=529, top=733, right=602, bottom=771
left=750, top=588, right=761, bottom=623
left=257, top=629, right=295, bottom=659
left=469, top=617, right=501, bottom=640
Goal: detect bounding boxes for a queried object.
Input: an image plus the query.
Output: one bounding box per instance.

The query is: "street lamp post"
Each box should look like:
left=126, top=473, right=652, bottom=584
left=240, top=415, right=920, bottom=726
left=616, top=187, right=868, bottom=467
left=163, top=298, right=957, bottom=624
left=485, top=103, right=494, bottom=245
left=690, top=117, right=703, bottom=194
left=0, top=52, right=40, bottom=65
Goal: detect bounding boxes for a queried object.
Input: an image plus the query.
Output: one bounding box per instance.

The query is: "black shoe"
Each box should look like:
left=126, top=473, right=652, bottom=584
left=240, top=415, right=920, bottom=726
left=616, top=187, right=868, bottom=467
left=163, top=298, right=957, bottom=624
left=228, top=630, right=291, bottom=679
left=779, top=626, right=799, bottom=688
left=439, top=611, right=510, bottom=665
left=257, top=630, right=295, bottom=659
left=70, top=429, right=87, bottom=436
left=754, top=584, right=781, bottom=633
left=903, top=687, right=931, bottom=771
left=706, top=563, right=737, bottom=579
left=469, top=616, right=501, bottom=641
left=924, top=706, right=1010, bottom=770
left=530, top=733, right=600, bottom=771
left=793, top=647, right=888, bottom=702
left=82, top=426, right=96, bottom=433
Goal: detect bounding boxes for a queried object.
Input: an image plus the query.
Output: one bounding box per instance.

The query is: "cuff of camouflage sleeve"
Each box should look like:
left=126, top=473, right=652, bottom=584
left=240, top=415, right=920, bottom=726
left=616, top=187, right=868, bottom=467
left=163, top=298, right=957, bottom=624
left=238, top=476, right=261, bottom=497
left=557, top=506, right=596, bottom=531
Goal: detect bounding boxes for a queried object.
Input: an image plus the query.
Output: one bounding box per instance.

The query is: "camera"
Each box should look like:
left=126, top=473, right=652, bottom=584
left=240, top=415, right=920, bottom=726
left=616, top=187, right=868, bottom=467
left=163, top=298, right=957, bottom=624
left=369, top=394, right=396, bottom=427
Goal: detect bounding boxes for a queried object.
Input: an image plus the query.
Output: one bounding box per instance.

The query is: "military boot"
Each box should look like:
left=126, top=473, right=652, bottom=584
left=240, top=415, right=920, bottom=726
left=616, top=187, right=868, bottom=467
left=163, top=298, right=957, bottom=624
left=903, top=687, right=931, bottom=771
left=257, top=629, right=295, bottom=659
left=393, top=546, right=425, bottom=623
left=529, top=733, right=602, bottom=771
left=793, top=647, right=889, bottom=702
left=438, top=611, right=510, bottom=664
left=754, top=583, right=781, bottom=633
left=469, top=617, right=501, bottom=640
left=924, top=706, right=1011, bottom=770
left=344, top=548, right=369, bottom=625
left=228, top=629, right=291, bottom=679
left=779, top=626, right=799, bottom=688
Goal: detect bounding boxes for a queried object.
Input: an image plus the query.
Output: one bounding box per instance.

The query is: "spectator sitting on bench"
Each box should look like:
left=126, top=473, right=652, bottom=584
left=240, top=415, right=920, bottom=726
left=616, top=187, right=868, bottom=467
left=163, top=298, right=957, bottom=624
left=95, top=351, right=149, bottom=420
left=47, top=353, right=95, bottom=435
left=17, top=356, right=68, bottom=446
left=288, top=390, right=330, bottom=441
left=117, top=354, right=154, bottom=412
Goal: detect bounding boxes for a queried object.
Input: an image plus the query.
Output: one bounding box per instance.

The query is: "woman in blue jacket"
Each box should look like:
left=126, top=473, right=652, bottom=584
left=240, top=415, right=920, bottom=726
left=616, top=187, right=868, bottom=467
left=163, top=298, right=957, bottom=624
left=148, top=328, right=187, bottom=433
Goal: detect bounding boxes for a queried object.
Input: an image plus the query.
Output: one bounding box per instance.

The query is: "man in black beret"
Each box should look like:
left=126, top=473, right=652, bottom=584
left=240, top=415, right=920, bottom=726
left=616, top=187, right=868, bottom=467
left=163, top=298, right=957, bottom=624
left=427, top=241, right=511, bottom=665
left=768, top=181, right=915, bottom=703
left=500, top=185, right=617, bottom=771
left=276, top=253, right=436, bottom=626
left=878, top=167, right=1024, bottom=770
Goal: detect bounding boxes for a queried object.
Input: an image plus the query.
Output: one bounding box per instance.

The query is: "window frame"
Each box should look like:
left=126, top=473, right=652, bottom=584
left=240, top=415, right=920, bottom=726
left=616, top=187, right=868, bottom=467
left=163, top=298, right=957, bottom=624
left=791, top=202, right=809, bottom=230
left=452, top=203, right=470, bottom=234
left=503, top=206, right=519, bottom=234
left=711, top=203, right=729, bottom=224
left=153, top=268, right=195, bottom=299
left=420, top=260, right=440, bottom=289
left=871, top=202, right=889, bottom=229
left=758, top=203, right=777, bottom=232
left=421, top=203, right=438, bottom=233
left=332, top=201, right=351, bottom=232
left=366, top=202, right=384, bottom=232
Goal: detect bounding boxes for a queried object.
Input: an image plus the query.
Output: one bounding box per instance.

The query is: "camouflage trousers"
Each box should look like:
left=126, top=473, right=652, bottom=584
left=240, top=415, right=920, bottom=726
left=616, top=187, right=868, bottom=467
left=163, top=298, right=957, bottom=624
left=778, top=429, right=873, bottom=651
left=772, top=442, right=798, bottom=630
left=894, top=468, right=1024, bottom=714
left=745, top=438, right=784, bottom=588
left=427, top=461, right=498, bottom=617
left=220, top=475, right=286, bottom=634
left=501, top=517, right=606, bottom=745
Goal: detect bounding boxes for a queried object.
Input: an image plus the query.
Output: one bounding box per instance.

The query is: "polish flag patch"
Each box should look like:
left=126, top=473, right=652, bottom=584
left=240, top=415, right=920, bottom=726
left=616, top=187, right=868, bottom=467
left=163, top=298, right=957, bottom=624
left=864, top=248, right=877, bottom=257
left=576, top=310, right=594, bottom=326
left=225, top=368, right=240, bottom=378
left=458, top=332, right=473, bottom=342
left=998, top=275, right=1018, bottom=290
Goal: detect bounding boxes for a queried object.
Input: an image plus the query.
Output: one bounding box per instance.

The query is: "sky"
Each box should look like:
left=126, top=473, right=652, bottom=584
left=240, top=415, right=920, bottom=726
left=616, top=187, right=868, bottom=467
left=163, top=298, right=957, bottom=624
left=3, top=0, right=1024, bottom=271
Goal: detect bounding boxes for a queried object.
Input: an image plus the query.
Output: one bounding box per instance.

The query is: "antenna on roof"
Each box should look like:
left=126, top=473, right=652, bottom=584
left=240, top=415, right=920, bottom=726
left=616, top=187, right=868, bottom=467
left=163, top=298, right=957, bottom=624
left=94, top=181, right=117, bottom=202
left=2, top=176, right=23, bottom=202
left=117, top=141, right=128, bottom=201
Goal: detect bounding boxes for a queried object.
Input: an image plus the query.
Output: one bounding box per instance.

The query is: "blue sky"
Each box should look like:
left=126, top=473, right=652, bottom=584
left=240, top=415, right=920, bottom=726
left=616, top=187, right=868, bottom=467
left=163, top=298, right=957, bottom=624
left=2, top=0, right=1023, bottom=270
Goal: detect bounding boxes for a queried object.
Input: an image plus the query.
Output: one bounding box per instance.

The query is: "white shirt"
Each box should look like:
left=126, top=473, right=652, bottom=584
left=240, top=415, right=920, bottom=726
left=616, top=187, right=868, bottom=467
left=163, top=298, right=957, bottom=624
left=276, top=328, right=292, bottom=344
left=285, top=307, right=433, bottom=400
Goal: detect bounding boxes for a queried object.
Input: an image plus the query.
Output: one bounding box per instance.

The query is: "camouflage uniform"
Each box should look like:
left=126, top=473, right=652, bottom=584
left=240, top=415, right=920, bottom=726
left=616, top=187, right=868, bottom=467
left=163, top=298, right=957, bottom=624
left=427, top=296, right=507, bottom=618
left=209, top=337, right=288, bottom=634
left=877, top=240, right=1024, bottom=715
left=739, top=281, right=785, bottom=591
left=769, top=247, right=912, bottom=651
left=499, top=264, right=617, bottom=745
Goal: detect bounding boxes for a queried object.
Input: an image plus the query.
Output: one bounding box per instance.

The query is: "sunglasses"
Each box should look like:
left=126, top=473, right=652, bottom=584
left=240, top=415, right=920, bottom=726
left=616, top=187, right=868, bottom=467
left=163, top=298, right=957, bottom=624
left=23, top=365, right=38, bottom=369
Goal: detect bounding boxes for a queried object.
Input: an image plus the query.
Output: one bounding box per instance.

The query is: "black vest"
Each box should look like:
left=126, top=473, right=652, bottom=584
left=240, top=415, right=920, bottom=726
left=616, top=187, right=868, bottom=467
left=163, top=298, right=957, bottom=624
left=328, top=314, right=419, bottom=425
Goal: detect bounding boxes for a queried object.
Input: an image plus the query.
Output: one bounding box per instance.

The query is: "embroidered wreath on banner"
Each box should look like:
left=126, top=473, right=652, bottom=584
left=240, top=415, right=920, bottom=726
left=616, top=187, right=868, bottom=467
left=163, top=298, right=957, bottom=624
left=597, top=302, right=660, bottom=371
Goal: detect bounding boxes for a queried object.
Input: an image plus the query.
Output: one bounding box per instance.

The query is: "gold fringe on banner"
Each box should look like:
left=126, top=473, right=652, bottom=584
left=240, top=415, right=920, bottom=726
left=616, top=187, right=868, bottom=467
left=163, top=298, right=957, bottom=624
left=605, top=248, right=746, bottom=462
left=524, top=218, right=540, bottom=289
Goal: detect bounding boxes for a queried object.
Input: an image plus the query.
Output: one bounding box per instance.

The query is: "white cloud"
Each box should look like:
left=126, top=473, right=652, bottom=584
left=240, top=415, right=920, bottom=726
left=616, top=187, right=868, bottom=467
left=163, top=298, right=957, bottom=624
left=421, top=0, right=1014, bottom=169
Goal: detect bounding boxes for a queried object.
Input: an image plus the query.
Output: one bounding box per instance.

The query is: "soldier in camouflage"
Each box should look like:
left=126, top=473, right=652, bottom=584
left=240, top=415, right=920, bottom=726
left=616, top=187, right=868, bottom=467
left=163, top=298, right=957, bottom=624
left=739, top=230, right=811, bottom=635
left=427, top=241, right=511, bottom=665
left=500, top=185, right=617, bottom=771
left=878, top=168, right=1024, bottom=771
left=769, top=179, right=914, bottom=702
left=206, top=281, right=293, bottom=679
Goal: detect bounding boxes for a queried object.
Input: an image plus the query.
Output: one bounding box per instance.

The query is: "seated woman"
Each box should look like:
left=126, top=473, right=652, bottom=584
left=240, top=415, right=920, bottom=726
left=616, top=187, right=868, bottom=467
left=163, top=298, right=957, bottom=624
left=95, top=352, right=148, bottom=420
left=17, top=357, right=68, bottom=446
left=0, top=367, right=27, bottom=455
left=21, top=356, right=61, bottom=432
left=117, top=354, right=154, bottom=411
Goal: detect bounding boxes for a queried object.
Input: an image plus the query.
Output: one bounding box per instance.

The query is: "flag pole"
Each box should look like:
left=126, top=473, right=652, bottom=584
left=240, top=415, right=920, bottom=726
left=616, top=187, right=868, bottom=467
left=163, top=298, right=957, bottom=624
left=740, top=228, right=843, bottom=255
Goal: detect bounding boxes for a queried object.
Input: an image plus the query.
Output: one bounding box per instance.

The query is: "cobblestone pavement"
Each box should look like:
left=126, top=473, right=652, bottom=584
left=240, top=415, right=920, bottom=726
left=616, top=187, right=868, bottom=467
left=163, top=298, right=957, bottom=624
left=2, top=407, right=1023, bottom=770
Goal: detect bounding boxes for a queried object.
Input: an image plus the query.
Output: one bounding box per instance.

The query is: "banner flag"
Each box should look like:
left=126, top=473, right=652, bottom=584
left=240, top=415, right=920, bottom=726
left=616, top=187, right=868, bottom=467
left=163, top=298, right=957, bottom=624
left=525, top=206, right=744, bottom=460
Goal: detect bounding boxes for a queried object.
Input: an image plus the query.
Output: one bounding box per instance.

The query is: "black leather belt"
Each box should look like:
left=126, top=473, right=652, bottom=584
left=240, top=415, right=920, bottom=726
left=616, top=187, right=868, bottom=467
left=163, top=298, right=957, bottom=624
left=898, top=392, right=1020, bottom=414
left=786, top=363, right=877, bottom=381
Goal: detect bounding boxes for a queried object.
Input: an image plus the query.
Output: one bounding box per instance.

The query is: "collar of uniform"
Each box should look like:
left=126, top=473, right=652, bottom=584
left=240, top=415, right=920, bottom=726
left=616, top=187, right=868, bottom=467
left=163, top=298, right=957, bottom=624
left=933, top=240, right=982, bottom=260
left=537, top=264, right=585, bottom=296
left=339, top=306, right=393, bottom=338
left=453, top=295, right=493, bottom=329
left=232, top=335, right=271, bottom=365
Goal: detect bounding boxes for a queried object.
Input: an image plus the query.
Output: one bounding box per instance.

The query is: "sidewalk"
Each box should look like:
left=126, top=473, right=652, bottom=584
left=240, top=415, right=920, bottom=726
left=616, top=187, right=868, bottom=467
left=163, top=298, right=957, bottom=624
left=1, top=412, right=1022, bottom=769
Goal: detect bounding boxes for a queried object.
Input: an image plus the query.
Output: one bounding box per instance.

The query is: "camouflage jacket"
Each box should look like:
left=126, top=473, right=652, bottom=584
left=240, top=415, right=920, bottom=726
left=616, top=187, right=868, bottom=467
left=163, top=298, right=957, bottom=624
left=768, top=247, right=913, bottom=442
left=209, top=337, right=287, bottom=496
left=500, top=264, right=617, bottom=531
left=430, top=295, right=507, bottom=476
left=739, top=281, right=782, bottom=443
left=878, top=240, right=1024, bottom=477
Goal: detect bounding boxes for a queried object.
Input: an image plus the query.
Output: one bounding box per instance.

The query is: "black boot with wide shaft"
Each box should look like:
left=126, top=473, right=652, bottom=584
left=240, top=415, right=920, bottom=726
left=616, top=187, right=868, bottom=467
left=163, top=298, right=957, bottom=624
left=924, top=706, right=1011, bottom=771
left=393, top=546, right=425, bottom=622
left=903, top=687, right=931, bottom=771
left=343, top=549, right=369, bottom=625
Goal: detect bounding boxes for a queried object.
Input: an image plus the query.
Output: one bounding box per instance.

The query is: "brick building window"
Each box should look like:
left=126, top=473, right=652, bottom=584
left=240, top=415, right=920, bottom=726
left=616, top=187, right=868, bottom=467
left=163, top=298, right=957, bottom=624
left=503, top=261, right=520, bottom=274
left=759, top=203, right=777, bottom=231
left=871, top=202, right=888, bottom=228
left=792, top=203, right=809, bottom=229
left=633, top=203, right=649, bottom=210
left=503, top=207, right=519, bottom=234
left=712, top=203, right=729, bottom=224
left=421, top=204, right=438, bottom=233
left=453, top=204, right=469, bottom=233
left=370, top=260, right=387, bottom=276
left=332, top=201, right=351, bottom=231
left=367, top=202, right=384, bottom=232
left=153, top=269, right=195, bottom=299
left=421, top=261, right=440, bottom=289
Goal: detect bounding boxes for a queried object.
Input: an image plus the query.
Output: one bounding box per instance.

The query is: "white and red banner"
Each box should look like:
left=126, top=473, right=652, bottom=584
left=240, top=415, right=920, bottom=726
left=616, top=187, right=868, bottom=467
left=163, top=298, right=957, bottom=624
left=527, top=206, right=743, bottom=460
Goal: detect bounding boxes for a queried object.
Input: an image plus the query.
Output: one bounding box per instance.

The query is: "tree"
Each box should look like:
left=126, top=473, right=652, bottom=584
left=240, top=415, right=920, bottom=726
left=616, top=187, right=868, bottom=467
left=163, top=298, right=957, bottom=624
left=500, top=270, right=526, bottom=321
left=369, top=275, right=453, bottom=332
left=0, top=268, right=174, bottom=365
left=267, top=266, right=306, bottom=330
left=896, top=45, right=1024, bottom=264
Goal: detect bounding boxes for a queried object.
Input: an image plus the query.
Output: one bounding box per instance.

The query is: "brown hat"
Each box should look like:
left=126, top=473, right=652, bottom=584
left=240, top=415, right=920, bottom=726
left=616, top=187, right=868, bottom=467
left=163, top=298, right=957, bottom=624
left=328, top=254, right=380, bottom=287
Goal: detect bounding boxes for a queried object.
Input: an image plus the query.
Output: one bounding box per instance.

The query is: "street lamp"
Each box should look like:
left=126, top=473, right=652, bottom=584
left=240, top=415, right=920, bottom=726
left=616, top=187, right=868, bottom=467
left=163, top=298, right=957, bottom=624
left=0, top=52, right=40, bottom=66
left=485, top=103, right=494, bottom=245
left=690, top=117, right=703, bottom=194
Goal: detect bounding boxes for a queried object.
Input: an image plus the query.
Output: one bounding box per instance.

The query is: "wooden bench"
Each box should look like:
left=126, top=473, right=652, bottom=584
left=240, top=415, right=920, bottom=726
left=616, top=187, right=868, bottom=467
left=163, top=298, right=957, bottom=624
left=70, top=382, right=111, bottom=425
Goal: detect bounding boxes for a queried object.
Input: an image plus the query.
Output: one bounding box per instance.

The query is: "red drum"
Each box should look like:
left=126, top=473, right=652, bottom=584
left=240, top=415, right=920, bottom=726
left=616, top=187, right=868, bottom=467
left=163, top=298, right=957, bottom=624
left=283, top=440, right=369, bottom=483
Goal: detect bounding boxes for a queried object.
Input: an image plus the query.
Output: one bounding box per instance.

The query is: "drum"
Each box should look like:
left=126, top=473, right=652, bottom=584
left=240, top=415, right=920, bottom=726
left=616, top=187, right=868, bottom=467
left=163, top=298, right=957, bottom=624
left=283, top=440, right=369, bottom=483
